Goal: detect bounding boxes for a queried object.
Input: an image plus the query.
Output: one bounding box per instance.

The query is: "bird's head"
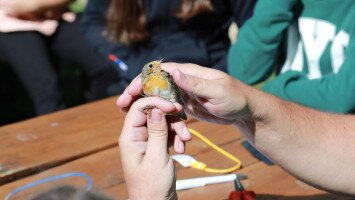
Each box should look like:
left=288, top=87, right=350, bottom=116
left=141, top=59, right=163, bottom=79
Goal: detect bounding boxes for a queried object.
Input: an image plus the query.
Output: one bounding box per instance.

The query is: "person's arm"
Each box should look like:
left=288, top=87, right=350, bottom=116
left=243, top=86, right=355, bottom=195
left=227, top=0, right=297, bottom=84
left=80, top=0, right=131, bottom=66
left=230, top=0, right=256, bottom=27
left=118, top=63, right=355, bottom=195
left=0, top=0, right=73, bottom=16
left=262, top=36, right=355, bottom=113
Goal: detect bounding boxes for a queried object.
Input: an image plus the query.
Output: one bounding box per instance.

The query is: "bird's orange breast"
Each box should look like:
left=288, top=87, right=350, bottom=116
left=143, top=74, right=170, bottom=96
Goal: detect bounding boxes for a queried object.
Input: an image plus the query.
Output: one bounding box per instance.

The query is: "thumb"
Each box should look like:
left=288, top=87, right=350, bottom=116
left=172, top=69, right=214, bottom=99
left=145, top=109, right=169, bottom=161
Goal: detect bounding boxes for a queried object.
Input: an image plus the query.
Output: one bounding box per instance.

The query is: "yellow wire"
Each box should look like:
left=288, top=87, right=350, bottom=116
left=188, top=128, right=242, bottom=174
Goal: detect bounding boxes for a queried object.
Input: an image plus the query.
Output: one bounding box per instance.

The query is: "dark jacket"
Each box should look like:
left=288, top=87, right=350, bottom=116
left=81, top=0, right=256, bottom=82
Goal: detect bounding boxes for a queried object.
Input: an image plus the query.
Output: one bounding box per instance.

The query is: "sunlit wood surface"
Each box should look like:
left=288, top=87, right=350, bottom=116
left=0, top=97, right=350, bottom=200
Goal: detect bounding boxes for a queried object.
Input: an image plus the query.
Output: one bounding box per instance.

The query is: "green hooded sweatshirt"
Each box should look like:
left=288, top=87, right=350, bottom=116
left=228, top=0, right=355, bottom=113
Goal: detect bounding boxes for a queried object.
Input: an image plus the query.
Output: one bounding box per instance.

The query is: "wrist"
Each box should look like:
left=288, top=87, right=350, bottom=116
left=242, top=83, right=284, bottom=125
left=227, top=80, right=256, bottom=142
left=231, top=80, right=255, bottom=125
left=239, top=83, right=292, bottom=147
left=231, top=80, right=288, bottom=143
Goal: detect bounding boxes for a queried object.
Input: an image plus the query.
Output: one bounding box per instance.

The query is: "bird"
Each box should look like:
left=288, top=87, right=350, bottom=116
left=141, top=60, right=187, bottom=120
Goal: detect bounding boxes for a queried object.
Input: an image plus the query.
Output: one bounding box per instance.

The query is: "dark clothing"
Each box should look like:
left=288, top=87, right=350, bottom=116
left=0, top=20, right=118, bottom=115
left=81, top=0, right=256, bottom=82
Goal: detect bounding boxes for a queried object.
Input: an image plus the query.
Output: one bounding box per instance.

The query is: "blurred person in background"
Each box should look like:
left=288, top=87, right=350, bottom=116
left=227, top=0, right=355, bottom=164
left=81, top=0, right=256, bottom=93
left=0, top=0, right=118, bottom=115
left=228, top=0, right=355, bottom=113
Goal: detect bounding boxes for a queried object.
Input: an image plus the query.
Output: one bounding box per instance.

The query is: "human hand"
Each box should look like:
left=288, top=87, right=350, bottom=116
left=117, top=73, right=192, bottom=154
left=119, top=97, right=178, bottom=200
left=117, top=63, right=251, bottom=126
left=0, top=0, right=40, bottom=16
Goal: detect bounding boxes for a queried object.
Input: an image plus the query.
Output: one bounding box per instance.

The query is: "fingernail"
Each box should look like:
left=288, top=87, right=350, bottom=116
left=183, top=127, right=191, bottom=139
left=150, top=109, right=162, bottom=123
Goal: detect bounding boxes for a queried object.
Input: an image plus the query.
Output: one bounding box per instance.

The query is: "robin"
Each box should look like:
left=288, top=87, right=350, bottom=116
left=141, top=60, right=187, bottom=120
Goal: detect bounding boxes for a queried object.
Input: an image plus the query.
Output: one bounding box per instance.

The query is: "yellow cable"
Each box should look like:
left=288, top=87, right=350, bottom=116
left=188, top=128, right=242, bottom=174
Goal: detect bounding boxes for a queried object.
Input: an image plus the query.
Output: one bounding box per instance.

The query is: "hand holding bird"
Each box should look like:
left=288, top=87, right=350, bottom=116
left=141, top=60, right=187, bottom=120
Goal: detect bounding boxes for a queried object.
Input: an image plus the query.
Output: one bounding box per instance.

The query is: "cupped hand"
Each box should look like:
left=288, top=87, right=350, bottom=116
left=117, top=75, right=192, bottom=154
left=119, top=97, right=178, bottom=200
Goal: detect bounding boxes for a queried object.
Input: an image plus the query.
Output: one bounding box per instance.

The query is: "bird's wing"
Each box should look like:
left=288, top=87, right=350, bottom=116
left=161, top=70, right=185, bottom=105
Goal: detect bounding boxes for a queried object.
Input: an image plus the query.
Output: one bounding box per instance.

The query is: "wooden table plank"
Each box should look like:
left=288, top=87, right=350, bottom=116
left=179, top=122, right=242, bottom=156
left=1, top=98, right=349, bottom=200
left=102, top=155, right=349, bottom=200
left=0, top=97, right=124, bottom=185
left=176, top=161, right=352, bottom=200
left=0, top=138, right=349, bottom=200
left=177, top=139, right=259, bottom=180
left=0, top=122, right=254, bottom=200
left=0, top=148, right=124, bottom=200
left=0, top=103, right=232, bottom=186
left=0, top=140, right=253, bottom=200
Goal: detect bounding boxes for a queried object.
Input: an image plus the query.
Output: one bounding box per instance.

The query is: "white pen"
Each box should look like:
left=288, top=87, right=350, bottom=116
left=176, top=174, right=247, bottom=191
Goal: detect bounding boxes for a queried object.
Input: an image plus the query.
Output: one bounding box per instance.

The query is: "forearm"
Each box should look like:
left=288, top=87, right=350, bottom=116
left=1, top=0, right=72, bottom=17
left=81, top=0, right=125, bottom=60
left=238, top=83, right=355, bottom=195
left=262, top=71, right=355, bottom=113
left=227, top=0, right=296, bottom=84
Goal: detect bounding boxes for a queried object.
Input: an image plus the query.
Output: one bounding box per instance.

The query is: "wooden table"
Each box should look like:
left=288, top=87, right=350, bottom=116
left=0, top=97, right=351, bottom=200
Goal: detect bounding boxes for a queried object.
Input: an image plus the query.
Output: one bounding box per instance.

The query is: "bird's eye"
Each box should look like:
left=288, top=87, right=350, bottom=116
left=148, top=64, right=153, bottom=68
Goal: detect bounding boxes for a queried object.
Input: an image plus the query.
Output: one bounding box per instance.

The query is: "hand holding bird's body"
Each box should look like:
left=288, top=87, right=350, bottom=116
left=141, top=60, right=187, bottom=120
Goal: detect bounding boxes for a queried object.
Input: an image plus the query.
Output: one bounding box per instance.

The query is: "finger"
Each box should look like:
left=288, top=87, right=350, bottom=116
left=184, top=99, right=228, bottom=124
left=145, top=109, right=170, bottom=162
left=169, top=120, right=190, bottom=154
left=119, top=97, right=180, bottom=167
left=119, top=126, right=147, bottom=169
left=161, top=62, right=224, bottom=79
left=125, top=97, right=180, bottom=128
left=120, top=97, right=180, bottom=150
left=173, top=134, right=185, bottom=154
left=119, top=127, right=148, bottom=153
left=116, top=76, right=143, bottom=112
left=117, top=94, right=141, bottom=113
left=171, top=69, right=216, bottom=99
left=170, top=120, right=191, bottom=142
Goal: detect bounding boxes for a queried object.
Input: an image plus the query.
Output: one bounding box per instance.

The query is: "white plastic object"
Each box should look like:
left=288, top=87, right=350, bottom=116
left=172, top=154, right=197, bottom=167
left=176, top=174, right=238, bottom=190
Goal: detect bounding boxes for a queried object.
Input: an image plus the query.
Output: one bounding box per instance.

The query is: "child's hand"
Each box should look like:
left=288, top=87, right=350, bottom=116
left=119, top=97, right=179, bottom=200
